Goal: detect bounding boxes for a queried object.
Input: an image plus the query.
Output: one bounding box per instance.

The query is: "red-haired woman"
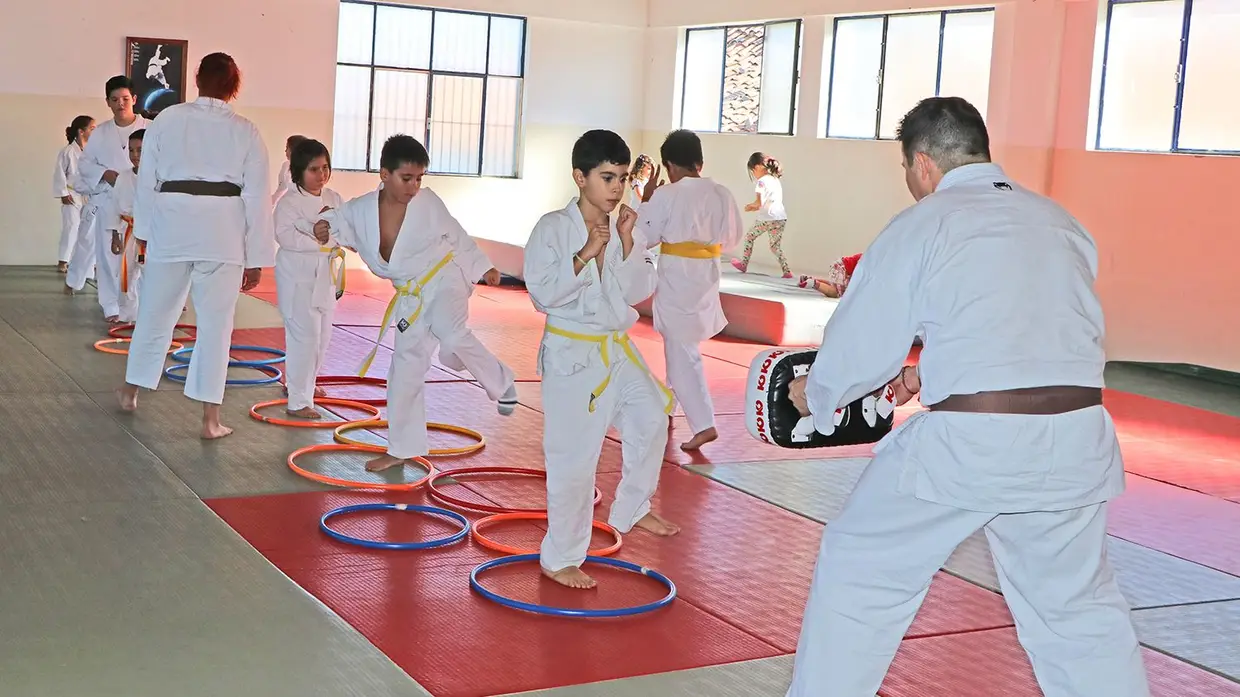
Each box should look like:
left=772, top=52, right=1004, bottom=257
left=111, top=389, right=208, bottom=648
left=117, top=52, right=274, bottom=440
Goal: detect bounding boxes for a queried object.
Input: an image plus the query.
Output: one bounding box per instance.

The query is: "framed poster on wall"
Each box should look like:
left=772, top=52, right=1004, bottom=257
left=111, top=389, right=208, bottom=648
left=125, top=37, right=189, bottom=117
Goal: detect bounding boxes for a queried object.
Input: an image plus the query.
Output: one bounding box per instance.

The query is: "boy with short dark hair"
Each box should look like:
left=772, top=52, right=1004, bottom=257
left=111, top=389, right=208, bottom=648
left=523, top=129, right=679, bottom=590
left=102, top=129, right=146, bottom=322
left=314, top=134, right=517, bottom=473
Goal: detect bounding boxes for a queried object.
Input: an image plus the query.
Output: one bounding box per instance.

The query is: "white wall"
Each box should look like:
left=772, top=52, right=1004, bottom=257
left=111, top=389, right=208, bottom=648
left=0, top=0, right=645, bottom=266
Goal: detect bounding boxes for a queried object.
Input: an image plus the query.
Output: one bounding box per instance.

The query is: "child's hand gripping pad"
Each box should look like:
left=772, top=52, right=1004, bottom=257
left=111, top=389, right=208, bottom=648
left=745, top=348, right=897, bottom=449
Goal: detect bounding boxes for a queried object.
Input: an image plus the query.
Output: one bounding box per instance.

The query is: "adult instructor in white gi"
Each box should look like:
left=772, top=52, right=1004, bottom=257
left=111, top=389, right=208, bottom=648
left=785, top=97, right=1149, bottom=696
left=116, top=52, right=273, bottom=439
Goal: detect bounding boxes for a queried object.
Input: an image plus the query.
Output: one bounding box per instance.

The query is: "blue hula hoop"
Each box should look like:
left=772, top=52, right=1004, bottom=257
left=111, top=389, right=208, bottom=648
left=163, top=361, right=283, bottom=386
left=470, top=554, right=677, bottom=618
left=170, top=344, right=287, bottom=366
left=320, top=503, right=469, bottom=550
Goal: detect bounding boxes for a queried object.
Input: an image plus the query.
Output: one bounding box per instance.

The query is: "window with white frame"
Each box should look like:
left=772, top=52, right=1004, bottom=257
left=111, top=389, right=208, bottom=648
left=333, top=1, right=526, bottom=176
left=679, top=20, right=803, bottom=135
left=1096, top=0, right=1240, bottom=154
left=825, top=9, right=995, bottom=140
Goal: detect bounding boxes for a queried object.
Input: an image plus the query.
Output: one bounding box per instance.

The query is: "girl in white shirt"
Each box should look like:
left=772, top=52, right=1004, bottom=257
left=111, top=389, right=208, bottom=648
left=274, top=138, right=345, bottom=418
left=53, top=115, right=96, bottom=271
left=731, top=152, right=791, bottom=278
left=628, top=153, right=653, bottom=210
left=272, top=134, right=307, bottom=205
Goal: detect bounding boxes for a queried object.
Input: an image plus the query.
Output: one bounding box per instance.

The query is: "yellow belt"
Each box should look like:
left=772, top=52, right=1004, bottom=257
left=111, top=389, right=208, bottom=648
left=357, top=252, right=455, bottom=377
left=544, top=325, right=675, bottom=415
left=659, top=241, right=722, bottom=259
left=320, top=246, right=348, bottom=299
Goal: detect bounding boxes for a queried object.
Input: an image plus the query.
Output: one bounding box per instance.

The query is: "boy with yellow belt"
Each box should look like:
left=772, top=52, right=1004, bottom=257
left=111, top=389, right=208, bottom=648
left=638, top=129, right=745, bottom=451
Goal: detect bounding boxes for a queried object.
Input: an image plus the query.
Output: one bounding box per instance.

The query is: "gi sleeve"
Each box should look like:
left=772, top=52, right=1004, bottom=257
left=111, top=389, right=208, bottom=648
left=616, top=226, right=657, bottom=306
left=75, top=133, right=110, bottom=196
left=241, top=124, right=275, bottom=268
left=52, top=149, right=72, bottom=198
left=523, top=213, right=591, bottom=309
left=805, top=207, right=926, bottom=436
left=318, top=197, right=358, bottom=250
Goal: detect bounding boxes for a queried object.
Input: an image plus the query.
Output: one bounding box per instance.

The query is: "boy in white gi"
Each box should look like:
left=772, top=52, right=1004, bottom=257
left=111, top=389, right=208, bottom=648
left=68, top=75, right=147, bottom=319
left=313, top=134, right=517, bottom=473
left=276, top=138, right=344, bottom=418
left=637, top=129, right=744, bottom=451
left=524, top=129, right=679, bottom=590
left=101, top=129, right=145, bottom=323
left=784, top=97, right=1149, bottom=696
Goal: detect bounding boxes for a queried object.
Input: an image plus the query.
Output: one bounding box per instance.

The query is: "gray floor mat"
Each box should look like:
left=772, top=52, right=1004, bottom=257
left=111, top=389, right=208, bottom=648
left=502, top=656, right=796, bottom=697
left=0, top=393, right=194, bottom=507
left=0, top=497, right=431, bottom=697
left=691, top=459, right=1240, bottom=609
left=89, top=388, right=428, bottom=499
left=1105, top=363, right=1240, bottom=420
left=1133, top=600, right=1240, bottom=680
left=0, top=318, right=79, bottom=393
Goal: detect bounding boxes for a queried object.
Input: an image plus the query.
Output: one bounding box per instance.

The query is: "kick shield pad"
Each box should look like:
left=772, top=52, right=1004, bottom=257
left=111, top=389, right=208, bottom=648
left=745, top=348, right=896, bottom=449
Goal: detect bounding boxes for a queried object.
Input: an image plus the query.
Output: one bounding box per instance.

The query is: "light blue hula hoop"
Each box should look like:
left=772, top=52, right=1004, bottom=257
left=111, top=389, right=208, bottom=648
left=163, top=361, right=282, bottom=386
left=170, top=344, right=287, bottom=366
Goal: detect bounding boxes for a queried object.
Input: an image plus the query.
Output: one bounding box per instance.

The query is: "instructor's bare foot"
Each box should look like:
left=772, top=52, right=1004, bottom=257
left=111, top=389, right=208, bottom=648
left=63, top=285, right=75, bottom=296
left=366, top=454, right=407, bottom=472
left=57, top=262, right=68, bottom=273
left=542, top=565, right=597, bottom=589
left=286, top=407, right=322, bottom=419
left=115, top=386, right=139, bottom=412
left=680, top=427, right=718, bottom=451
left=201, top=423, right=234, bottom=440
left=634, top=512, right=680, bottom=537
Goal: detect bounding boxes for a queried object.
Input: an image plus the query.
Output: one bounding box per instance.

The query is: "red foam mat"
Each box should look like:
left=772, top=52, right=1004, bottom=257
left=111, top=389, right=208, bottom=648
left=881, top=627, right=1240, bottom=696
left=206, top=487, right=783, bottom=697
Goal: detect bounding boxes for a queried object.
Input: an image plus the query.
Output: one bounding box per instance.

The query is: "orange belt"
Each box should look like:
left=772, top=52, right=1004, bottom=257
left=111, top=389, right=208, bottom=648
left=119, top=215, right=142, bottom=293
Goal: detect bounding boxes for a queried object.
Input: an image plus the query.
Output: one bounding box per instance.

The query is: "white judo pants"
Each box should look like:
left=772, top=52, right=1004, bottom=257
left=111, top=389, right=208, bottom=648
left=386, top=268, right=515, bottom=459
left=276, top=250, right=336, bottom=411
left=125, top=261, right=244, bottom=405
left=663, top=338, right=714, bottom=434
left=65, top=206, right=97, bottom=289
left=786, top=450, right=1149, bottom=697
left=58, top=203, right=82, bottom=263
left=539, top=349, right=670, bottom=572
left=92, top=221, right=124, bottom=318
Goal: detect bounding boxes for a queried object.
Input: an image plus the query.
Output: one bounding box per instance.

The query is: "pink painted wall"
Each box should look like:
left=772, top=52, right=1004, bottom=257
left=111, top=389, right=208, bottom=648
left=1048, top=0, right=1240, bottom=372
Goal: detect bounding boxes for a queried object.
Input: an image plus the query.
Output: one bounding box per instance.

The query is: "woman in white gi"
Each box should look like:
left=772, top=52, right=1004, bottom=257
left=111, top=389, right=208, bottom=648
left=637, top=129, right=744, bottom=451
left=116, top=53, right=273, bottom=440
left=524, top=130, right=679, bottom=590
left=68, top=75, right=147, bottom=319
left=53, top=115, right=95, bottom=273
left=784, top=97, right=1149, bottom=697
left=274, top=139, right=344, bottom=418
left=313, top=134, right=517, bottom=473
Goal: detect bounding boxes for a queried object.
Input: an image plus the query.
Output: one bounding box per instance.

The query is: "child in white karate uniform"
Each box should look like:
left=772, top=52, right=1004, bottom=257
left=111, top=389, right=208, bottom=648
left=101, top=129, right=146, bottom=322
left=53, top=115, right=95, bottom=272
left=314, top=134, right=517, bottom=473
left=638, top=129, right=745, bottom=451
left=524, top=129, right=679, bottom=590
left=275, top=138, right=344, bottom=418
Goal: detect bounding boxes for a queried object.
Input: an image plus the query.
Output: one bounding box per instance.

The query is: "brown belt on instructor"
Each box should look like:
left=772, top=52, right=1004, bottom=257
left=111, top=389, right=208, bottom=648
left=928, top=386, right=1102, bottom=415
left=159, top=180, right=242, bottom=197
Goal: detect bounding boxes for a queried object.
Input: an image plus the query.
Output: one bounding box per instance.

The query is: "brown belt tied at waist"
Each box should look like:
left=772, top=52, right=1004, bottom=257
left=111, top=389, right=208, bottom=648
left=159, top=180, right=242, bottom=197
left=928, top=386, right=1102, bottom=415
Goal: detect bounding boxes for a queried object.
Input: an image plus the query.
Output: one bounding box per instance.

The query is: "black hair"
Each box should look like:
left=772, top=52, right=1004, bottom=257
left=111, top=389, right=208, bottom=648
left=895, top=97, right=991, bottom=172
left=571, top=129, right=631, bottom=176
left=128, top=129, right=146, bottom=142
left=291, top=138, right=332, bottom=190
left=747, top=152, right=782, bottom=178
left=379, top=134, right=430, bottom=172
left=105, top=75, right=134, bottom=99
left=286, top=134, right=308, bottom=150
left=660, top=129, right=703, bottom=170
left=630, top=153, right=654, bottom=181
left=66, top=115, right=93, bottom=144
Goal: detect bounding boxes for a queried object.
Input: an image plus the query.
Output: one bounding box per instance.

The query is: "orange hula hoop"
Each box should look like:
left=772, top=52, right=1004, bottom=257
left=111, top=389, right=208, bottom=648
left=426, top=466, right=602, bottom=515
left=94, top=338, right=185, bottom=355
left=471, top=511, right=623, bottom=557
left=315, top=375, right=389, bottom=406
left=249, top=398, right=381, bottom=428
left=108, top=323, right=197, bottom=340
left=287, top=443, right=436, bottom=491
